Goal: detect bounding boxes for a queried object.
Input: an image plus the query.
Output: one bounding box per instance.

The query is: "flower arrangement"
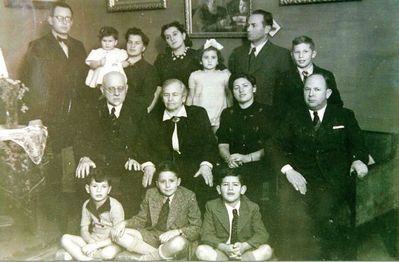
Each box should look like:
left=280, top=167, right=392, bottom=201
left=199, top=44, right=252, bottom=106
left=0, top=78, right=29, bottom=128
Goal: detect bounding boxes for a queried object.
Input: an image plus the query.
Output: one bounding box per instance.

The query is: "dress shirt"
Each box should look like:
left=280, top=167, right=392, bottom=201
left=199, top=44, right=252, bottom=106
left=107, top=103, right=123, bottom=118
left=52, top=30, right=69, bottom=58
left=298, top=64, right=314, bottom=82
left=281, top=104, right=328, bottom=174
left=224, top=201, right=241, bottom=244
left=249, top=39, right=268, bottom=57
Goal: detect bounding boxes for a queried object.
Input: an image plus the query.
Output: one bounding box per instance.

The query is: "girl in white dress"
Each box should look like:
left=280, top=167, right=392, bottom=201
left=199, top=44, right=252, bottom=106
left=187, top=39, right=233, bottom=132
left=85, top=26, right=128, bottom=88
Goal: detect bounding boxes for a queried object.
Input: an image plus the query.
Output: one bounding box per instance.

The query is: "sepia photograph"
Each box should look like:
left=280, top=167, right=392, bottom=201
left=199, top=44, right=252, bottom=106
left=0, top=0, right=398, bottom=260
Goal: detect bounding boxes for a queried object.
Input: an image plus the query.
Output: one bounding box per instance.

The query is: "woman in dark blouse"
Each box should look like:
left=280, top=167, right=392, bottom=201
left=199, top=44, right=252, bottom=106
left=216, top=73, right=275, bottom=204
left=154, top=21, right=200, bottom=87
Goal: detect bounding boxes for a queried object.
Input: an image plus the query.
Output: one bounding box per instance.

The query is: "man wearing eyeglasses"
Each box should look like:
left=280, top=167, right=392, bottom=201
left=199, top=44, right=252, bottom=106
left=22, top=1, right=87, bottom=230
left=74, top=71, right=144, bottom=218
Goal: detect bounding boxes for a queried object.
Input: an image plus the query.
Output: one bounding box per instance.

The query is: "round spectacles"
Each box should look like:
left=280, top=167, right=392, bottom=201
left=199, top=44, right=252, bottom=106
left=53, top=16, right=73, bottom=23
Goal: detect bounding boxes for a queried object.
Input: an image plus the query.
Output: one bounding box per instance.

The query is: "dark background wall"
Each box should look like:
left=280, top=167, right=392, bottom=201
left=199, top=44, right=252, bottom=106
left=0, top=0, right=398, bottom=132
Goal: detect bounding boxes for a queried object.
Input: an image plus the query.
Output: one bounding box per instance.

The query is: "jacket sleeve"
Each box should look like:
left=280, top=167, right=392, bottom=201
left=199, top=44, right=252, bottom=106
left=180, top=192, right=202, bottom=242
left=345, top=109, right=369, bottom=164
left=245, top=204, right=269, bottom=248
left=200, top=202, right=224, bottom=248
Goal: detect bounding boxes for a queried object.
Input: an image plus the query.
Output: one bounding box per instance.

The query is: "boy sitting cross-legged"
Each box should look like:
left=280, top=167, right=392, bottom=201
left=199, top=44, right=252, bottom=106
left=111, top=161, right=202, bottom=260
left=60, top=169, right=124, bottom=260
left=196, top=168, right=272, bottom=261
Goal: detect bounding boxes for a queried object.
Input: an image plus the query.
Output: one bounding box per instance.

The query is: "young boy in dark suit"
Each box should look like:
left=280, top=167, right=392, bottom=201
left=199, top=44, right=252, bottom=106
left=111, top=161, right=202, bottom=260
left=196, top=168, right=272, bottom=261
left=274, top=35, right=343, bottom=123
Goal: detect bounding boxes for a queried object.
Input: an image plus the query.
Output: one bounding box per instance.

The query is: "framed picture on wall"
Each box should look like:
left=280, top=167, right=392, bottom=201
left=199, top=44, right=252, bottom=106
left=280, top=0, right=361, bottom=5
left=106, top=0, right=166, bottom=12
left=185, top=0, right=253, bottom=38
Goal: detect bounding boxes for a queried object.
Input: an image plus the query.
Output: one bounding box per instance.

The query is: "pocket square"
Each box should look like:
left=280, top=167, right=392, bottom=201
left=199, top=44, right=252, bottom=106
left=333, top=125, right=345, bottom=129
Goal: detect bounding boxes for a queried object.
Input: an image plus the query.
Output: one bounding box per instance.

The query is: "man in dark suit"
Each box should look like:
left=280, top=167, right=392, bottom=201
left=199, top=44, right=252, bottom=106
left=138, top=79, right=218, bottom=211
left=75, top=71, right=144, bottom=217
left=274, top=35, right=343, bottom=123
left=273, top=73, right=369, bottom=260
left=228, top=9, right=293, bottom=106
left=22, top=1, right=87, bottom=225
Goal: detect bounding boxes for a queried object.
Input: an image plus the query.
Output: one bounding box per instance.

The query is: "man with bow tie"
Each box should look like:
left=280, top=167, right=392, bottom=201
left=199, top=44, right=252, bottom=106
left=22, top=1, right=87, bottom=229
left=137, top=78, right=218, bottom=211
left=272, top=73, right=369, bottom=260
left=74, top=71, right=144, bottom=218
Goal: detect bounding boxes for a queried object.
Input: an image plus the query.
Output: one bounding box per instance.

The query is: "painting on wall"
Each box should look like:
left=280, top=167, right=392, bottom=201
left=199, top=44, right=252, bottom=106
left=106, top=0, right=167, bottom=12
left=185, top=0, right=253, bottom=38
left=280, top=0, right=361, bottom=6
left=4, top=0, right=59, bottom=8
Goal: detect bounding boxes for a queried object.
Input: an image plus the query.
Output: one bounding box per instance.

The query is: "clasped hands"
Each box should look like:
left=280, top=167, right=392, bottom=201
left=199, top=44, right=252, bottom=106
left=75, top=156, right=141, bottom=178
left=226, top=153, right=250, bottom=168
left=218, top=242, right=251, bottom=259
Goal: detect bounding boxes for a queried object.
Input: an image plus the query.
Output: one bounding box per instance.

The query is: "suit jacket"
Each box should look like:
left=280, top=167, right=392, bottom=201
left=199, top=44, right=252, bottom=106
left=138, top=105, right=218, bottom=185
left=273, top=104, right=368, bottom=193
left=126, top=186, right=202, bottom=242
left=200, top=196, right=269, bottom=248
left=274, top=65, right=344, bottom=124
left=22, top=32, right=87, bottom=149
left=228, top=41, right=293, bottom=106
left=74, top=99, right=139, bottom=171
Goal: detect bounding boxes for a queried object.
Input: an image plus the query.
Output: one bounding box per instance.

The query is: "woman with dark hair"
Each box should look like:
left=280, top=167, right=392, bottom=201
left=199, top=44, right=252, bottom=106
left=154, top=21, right=200, bottom=87
left=216, top=73, right=275, bottom=205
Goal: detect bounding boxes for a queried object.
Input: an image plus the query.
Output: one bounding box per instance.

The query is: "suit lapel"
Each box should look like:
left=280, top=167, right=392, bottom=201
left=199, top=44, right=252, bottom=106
left=250, top=42, right=272, bottom=74
left=168, top=188, right=181, bottom=228
left=149, top=190, right=164, bottom=227
left=237, top=197, right=251, bottom=234
left=48, top=33, right=69, bottom=61
left=214, top=199, right=230, bottom=233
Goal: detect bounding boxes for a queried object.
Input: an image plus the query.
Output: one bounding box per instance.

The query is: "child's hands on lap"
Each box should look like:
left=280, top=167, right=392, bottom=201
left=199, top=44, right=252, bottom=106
left=159, top=229, right=180, bottom=243
left=82, top=243, right=98, bottom=257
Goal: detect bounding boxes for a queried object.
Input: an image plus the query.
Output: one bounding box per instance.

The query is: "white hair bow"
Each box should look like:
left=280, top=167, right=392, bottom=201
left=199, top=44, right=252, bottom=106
left=203, top=39, right=224, bottom=50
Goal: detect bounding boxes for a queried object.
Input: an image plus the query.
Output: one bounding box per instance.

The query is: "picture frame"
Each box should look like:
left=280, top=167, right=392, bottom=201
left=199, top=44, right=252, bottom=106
left=106, top=0, right=166, bottom=12
left=280, top=0, right=361, bottom=6
left=185, top=0, right=253, bottom=38
left=4, top=0, right=59, bottom=8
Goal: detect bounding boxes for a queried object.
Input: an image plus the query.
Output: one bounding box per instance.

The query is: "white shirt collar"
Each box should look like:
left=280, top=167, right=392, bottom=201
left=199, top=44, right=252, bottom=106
left=309, top=104, right=327, bottom=122
left=224, top=201, right=241, bottom=244
left=107, top=103, right=123, bottom=118
left=298, top=64, right=314, bottom=81
left=249, top=39, right=268, bottom=57
left=163, top=106, right=187, bottom=121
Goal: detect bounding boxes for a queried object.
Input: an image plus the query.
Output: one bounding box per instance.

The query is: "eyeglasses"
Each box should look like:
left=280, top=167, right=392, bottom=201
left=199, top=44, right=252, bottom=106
left=53, top=16, right=73, bottom=23
left=104, top=86, right=126, bottom=94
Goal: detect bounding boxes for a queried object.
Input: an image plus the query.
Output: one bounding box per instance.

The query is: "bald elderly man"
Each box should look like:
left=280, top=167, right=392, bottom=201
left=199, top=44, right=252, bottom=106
left=74, top=71, right=144, bottom=217
left=273, top=73, right=369, bottom=260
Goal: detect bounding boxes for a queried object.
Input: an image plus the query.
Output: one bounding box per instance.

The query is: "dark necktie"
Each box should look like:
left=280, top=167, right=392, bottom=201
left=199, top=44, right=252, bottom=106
left=248, top=47, right=256, bottom=72
left=56, top=36, right=68, bottom=45
left=110, top=107, right=119, bottom=135
left=313, top=110, right=321, bottom=131
left=155, top=197, right=170, bottom=231
left=231, top=209, right=239, bottom=244
left=302, top=70, right=309, bottom=83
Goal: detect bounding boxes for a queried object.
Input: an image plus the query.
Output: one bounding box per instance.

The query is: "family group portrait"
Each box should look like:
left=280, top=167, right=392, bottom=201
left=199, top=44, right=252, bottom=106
left=0, top=0, right=397, bottom=260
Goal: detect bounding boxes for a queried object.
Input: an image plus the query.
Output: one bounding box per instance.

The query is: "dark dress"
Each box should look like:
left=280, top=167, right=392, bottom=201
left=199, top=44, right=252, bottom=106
left=216, top=101, right=275, bottom=203
left=124, top=59, right=161, bottom=115
left=154, top=48, right=200, bottom=87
